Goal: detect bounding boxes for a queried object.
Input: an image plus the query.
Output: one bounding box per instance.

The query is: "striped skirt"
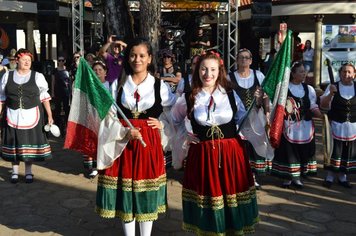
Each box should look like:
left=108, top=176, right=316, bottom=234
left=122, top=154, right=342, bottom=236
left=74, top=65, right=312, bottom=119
left=271, top=135, right=317, bottom=179
left=182, top=137, right=259, bottom=235
left=96, top=119, right=166, bottom=222
left=325, top=139, right=356, bottom=173
left=1, top=106, right=51, bottom=162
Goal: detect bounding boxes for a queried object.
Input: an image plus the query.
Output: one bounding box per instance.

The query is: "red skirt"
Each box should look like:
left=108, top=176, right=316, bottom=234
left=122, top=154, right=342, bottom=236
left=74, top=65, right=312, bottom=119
left=184, top=137, right=254, bottom=195
left=182, top=137, right=258, bottom=234
left=96, top=119, right=167, bottom=221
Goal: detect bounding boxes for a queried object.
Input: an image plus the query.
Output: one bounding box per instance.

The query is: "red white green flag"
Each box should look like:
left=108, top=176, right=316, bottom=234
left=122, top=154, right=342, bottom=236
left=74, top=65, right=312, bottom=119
left=263, top=30, right=293, bottom=148
left=64, top=58, right=115, bottom=157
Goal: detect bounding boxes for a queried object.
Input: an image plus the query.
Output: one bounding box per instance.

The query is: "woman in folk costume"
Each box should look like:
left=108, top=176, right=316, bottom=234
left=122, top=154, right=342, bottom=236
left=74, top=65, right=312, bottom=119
left=228, top=48, right=270, bottom=190
left=320, top=63, right=356, bottom=188
left=171, top=52, right=259, bottom=235
left=95, top=38, right=176, bottom=236
left=0, top=48, right=53, bottom=184
left=271, top=61, right=323, bottom=188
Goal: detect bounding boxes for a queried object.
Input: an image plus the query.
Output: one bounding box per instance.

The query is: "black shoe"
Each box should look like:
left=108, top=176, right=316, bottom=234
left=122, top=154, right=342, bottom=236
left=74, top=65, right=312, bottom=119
left=338, top=180, right=352, bottom=188
left=25, top=174, right=34, bottom=184
left=255, top=184, right=262, bottom=190
left=292, top=180, right=304, bottom=189
left=10, top=174, right=19, bottom=184
left=322, top=179, right=333, bottom=188
left=282, top=182, right=291, bottom=189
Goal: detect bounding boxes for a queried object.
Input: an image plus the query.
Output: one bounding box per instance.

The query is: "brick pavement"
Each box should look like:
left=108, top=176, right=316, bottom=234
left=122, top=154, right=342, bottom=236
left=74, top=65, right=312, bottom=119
left=0, top=119, right=355, bottom=236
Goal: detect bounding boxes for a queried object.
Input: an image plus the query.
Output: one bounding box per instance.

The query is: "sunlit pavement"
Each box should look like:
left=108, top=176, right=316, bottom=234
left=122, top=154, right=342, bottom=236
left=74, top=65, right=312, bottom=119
left=0, top=118, right=355, bottom=235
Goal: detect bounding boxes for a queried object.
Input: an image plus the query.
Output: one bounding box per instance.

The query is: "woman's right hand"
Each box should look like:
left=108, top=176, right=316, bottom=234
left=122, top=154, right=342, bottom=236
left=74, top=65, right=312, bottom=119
left=329, top=84, right=337, bottom=96
left=127, top=128, right=142, bottom=141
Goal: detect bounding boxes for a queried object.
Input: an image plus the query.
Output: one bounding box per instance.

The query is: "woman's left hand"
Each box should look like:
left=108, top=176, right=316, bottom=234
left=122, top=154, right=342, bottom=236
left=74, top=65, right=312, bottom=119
left=147, top=117, right=162, bottom=130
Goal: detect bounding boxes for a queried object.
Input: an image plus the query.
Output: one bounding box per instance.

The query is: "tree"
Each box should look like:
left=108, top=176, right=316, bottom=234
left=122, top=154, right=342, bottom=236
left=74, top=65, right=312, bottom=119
left=104, top=0, right=134, bottom=41
left=139, top=0, right=161, bottom=54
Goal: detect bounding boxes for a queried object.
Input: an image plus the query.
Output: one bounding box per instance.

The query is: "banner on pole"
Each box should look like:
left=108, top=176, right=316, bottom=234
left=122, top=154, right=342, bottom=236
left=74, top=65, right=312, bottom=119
left=321, top=51, right=356, bottom=84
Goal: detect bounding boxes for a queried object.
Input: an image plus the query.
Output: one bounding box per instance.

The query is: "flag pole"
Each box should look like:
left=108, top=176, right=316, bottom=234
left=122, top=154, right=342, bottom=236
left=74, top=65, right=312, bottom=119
left=112, top=102, right=147, bottom=148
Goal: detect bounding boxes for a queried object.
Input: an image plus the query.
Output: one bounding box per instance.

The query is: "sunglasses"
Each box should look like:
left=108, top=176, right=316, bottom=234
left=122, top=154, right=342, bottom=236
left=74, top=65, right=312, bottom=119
left=58, top=59, right=65, bottom=62
left=74, top=56, right=80, bottom=59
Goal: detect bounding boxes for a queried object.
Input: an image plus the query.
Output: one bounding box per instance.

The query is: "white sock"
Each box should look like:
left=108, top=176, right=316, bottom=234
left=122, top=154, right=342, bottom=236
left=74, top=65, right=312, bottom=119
left=139, top=221, right=153, bottom=236
left=122, top=220, right=136, bottom=236
left=338, top=173, right=347, bottom=182
left=326, top=171, right=335, bottom=182
left=12, top=163, right=19, bottom=177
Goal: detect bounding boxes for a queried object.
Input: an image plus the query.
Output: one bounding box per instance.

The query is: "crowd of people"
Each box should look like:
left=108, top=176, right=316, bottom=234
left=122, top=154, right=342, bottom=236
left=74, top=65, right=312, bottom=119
left=0, top=33, right=355, bottom=235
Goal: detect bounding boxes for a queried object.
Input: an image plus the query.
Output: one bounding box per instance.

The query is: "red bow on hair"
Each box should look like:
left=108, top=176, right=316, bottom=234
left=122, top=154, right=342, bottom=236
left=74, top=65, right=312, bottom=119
left=210, top=51, right=224, bottom=66
left=18, top=52, right=33, bottom=60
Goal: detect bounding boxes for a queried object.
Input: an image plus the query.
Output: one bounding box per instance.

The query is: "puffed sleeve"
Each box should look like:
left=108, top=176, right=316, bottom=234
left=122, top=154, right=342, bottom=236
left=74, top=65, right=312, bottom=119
left=233, top=90, right=247, bottom=126
left=160, top=80, right=176, bottom=107
left=35, top=72, right=51, bottom=102
left=170, top=94, right=190, bottom=169
left=0, top=71, right=9, bottom=103
left=171, top=94, right=188, bottom=125
left=307, top=85, right=319, bottom=110
left=110, top=79, right=119, bottom=101
left=319, top=84, right=332, bottom=110
left=256, top=70, right=265, bottom=85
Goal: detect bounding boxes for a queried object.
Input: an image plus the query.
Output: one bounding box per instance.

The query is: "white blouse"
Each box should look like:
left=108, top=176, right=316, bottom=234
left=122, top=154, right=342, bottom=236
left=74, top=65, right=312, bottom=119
left=320, top=82, right=356, bottom=141
left=231, top=69, right=265, bottom=89
left=303, top=48, right=314, bottom=62
left=283, top=83, right=318, bottom=144
left=111, top=73, right=176, bottom=111
left=0, top=70, right=51, bottom=129
left=171, top=86, right=246, bottom=129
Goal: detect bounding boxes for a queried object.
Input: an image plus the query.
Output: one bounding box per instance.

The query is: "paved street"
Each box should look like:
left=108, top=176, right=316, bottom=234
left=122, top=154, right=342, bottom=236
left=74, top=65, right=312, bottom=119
left=0, top=119, right=355, bottom=236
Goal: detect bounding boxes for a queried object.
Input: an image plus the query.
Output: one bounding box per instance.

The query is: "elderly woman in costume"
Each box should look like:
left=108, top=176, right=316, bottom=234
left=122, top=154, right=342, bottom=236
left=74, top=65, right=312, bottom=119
left=95, top=38, right=175, bottom=236
left=320, top=63, right=356, bottom=188
left=0, top=48, right=53, bottom=184
left=228, top=48, right=270, bottom=190
left=171, top=52, right=258, bottom=235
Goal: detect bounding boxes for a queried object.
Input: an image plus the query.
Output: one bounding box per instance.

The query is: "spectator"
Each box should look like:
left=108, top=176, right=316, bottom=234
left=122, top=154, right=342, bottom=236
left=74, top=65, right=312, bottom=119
left=263, top=48, right=276, bottom=75
left=6, top=49, right=17, bottom=70
left=303, top=40, right=314, bottom=73
left=0, top=54, right=8, bottom=79
left=190, top=26, right=210, bottom=56
left=155, top=49, right=182, bottom=93
left=85, top=53, right=96, bottom=67
left=98, top=35, right=126, bottom=84
left=51, top=56, right=71, bottom=136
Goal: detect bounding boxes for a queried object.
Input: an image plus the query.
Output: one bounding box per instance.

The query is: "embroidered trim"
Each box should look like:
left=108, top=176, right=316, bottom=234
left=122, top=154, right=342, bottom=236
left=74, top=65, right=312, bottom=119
left=182, top=187, right=257, bottom=210
left=95, top=205, right=166, bottom=221
left=97, top=174, right=167, bottom=192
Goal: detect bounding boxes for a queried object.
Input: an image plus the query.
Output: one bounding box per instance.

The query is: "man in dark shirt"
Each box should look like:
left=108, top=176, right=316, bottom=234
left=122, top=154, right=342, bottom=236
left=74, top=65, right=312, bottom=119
left=190, top=27, right=210, bottom=56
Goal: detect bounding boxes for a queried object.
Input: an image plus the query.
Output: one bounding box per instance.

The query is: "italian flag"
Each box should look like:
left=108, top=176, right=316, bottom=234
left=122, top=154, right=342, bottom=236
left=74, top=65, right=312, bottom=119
left=263, top=30, right=292, bottom=148
left=64, top=58, right=115, bottom=157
